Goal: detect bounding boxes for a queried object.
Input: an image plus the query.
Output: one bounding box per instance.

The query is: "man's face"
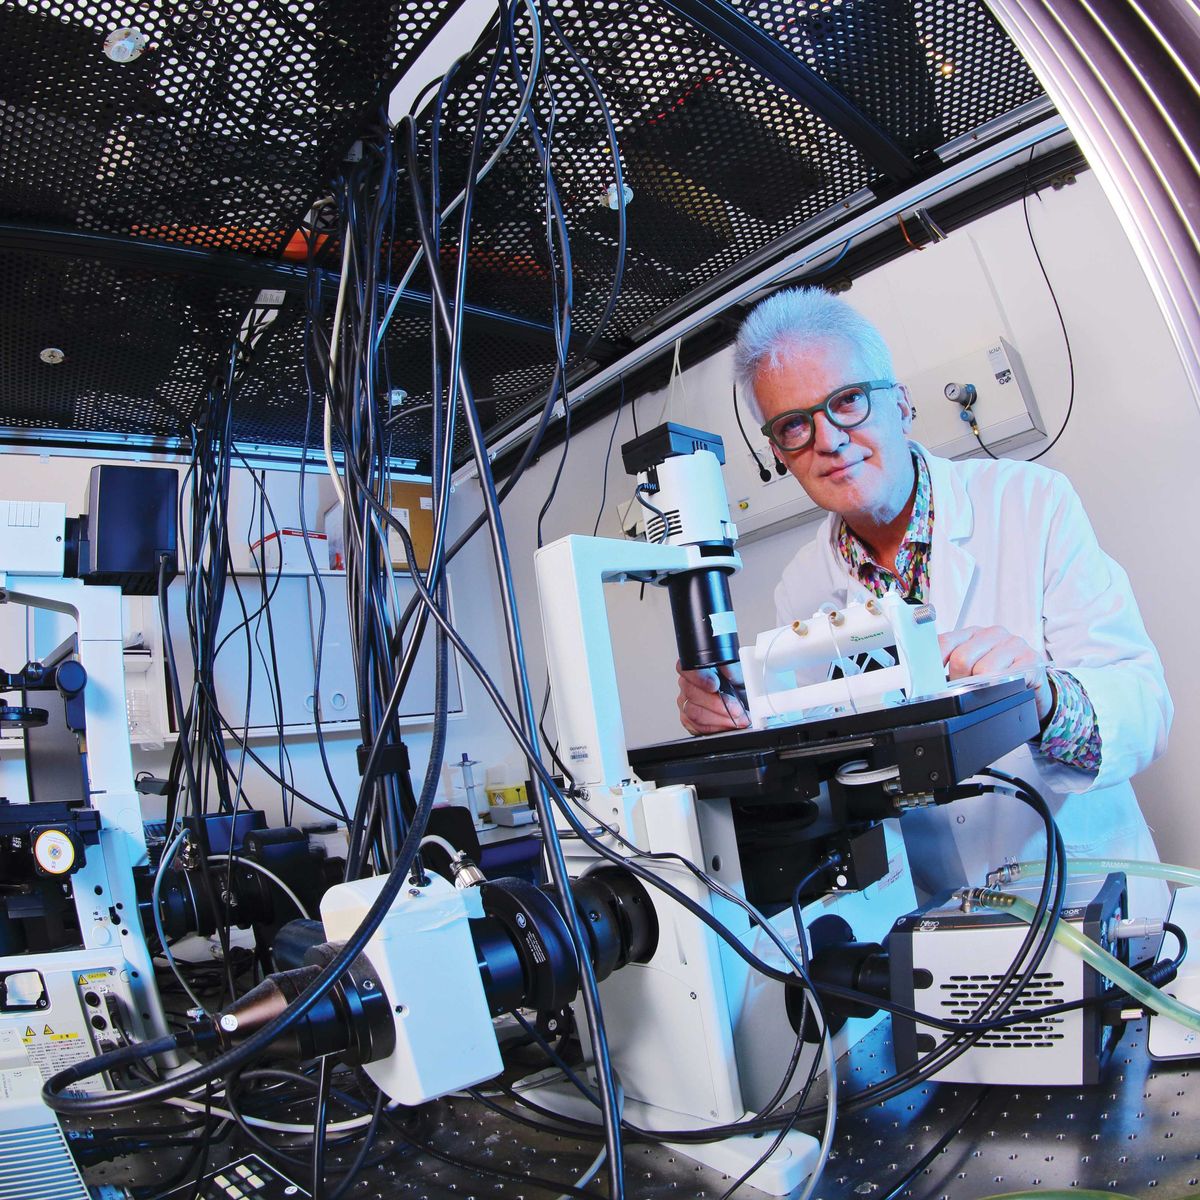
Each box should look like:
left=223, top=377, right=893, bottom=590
left=753, top=339, right=914, bottom=524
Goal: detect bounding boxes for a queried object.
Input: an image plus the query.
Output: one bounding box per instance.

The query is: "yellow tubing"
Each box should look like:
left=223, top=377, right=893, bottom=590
left=976, top=888, right=1200, bottom=1033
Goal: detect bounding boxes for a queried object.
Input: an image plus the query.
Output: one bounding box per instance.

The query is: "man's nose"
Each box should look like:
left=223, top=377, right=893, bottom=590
left=812, top=411, right=849, bottom=453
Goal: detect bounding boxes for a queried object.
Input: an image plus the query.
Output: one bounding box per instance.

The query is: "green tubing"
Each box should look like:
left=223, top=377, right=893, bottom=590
left=976, top=1192, right=1141, bottom=1200
left=977, top=1194, right=1200, bottom=1200
left=1010, top=856, right=1200, bottom=889
left=977, top=888, right=1200, bottom=1033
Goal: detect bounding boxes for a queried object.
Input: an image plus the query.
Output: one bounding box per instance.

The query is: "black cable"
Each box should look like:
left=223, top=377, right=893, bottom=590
left=876, top=1086, right=989, bottom=1200
left=400, top=102, right=626, bottom=1198
left=541, top=0, right=628, bottom=341
left=471, top=1084, right=599, bottom=1141
left=294, top=332, right=351, bottom=823
left=509, top=1010, right=598, bottom=1104
left=311, top=1057, right=331, bottom=1200
left=969, top=414, right=1000, bottom=459
left=791, top=853, right=843, bottom=955
left=1162, top=921, right=1188, bottom=972
left=250, top=466, right=299, bottom=822
left=733, top=380, right=772, bottom=482
left=46, top=1032, right=182, bottom=1096
left=327, top=1088, right=387, bottom=1200
left=633, top=483, right=670, bottom=543
left=1022, top=146, right=1076, bottom=462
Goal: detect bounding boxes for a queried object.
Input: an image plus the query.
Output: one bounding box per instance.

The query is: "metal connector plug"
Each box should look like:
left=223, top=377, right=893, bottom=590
left=449, top=854, right=487, bottom=890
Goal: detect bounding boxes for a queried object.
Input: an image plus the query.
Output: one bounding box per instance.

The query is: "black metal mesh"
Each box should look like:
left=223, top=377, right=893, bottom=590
left=228, top=298, right=596, bottom=470
left=0, top=0, right=451, bottom=255
left=412, top=0, right=881, bottom=344
left=730, top=0, right=1044, bottom=155
left=0, top=0, right=1047, bottom=463
left=0, top=248, right=253, bottom=440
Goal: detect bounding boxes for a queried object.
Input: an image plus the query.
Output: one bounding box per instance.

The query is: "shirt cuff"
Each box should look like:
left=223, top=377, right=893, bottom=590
left=1037, top=668, right=1102, bottom=772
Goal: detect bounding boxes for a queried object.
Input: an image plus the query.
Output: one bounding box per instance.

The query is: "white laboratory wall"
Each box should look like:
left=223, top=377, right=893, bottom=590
left=499, top=168, right=1200, bottom=868
left=0, top=453, right=522, bottom=826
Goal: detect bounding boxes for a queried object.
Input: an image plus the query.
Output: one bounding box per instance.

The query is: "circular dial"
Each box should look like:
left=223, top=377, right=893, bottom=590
left=34, top=829, right=77, bottom=875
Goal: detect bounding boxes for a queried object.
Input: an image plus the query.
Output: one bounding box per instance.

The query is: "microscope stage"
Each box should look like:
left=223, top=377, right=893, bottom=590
left=629, top=678, right=1038, bottom=800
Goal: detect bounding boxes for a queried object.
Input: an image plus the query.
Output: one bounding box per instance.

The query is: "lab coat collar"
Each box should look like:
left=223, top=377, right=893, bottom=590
left=915, top=441, right=977, bottom=629
left=812, top=441, right=977, bottom=627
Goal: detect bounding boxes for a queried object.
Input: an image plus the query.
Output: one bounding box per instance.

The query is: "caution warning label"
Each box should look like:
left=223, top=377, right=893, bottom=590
left=19, top=1025, right=96, bottom=1089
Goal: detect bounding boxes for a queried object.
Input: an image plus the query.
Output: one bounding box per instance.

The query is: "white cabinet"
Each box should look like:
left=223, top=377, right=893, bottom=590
left=163, top=572, right=462, bottom=736
left=305, top=576, right=464, bottom=723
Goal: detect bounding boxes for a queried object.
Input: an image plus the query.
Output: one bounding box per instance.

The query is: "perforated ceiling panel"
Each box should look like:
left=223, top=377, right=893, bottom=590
left=401, top=0, right=1048, bottom=386
left=0, top=247, right=252, bottom=441
left=730, top=0, right=1044, bottom=151
left=414, top=0, right=884, bottom=344
left=0, top=0, right=1048, bottom=465
left=0, top=0, right=450, bottom=254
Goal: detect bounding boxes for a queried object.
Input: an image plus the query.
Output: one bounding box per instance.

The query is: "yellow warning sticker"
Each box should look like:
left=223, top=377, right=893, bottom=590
left=24, top=1027, right=34, bottom=1038
left=43, top=1025, right=53, bottom=1036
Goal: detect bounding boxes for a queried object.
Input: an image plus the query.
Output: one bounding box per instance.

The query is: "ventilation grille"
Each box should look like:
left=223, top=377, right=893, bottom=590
left=0, top=1122, right=89, bottom=1200
left=645, top=509, right=683, bottom=542
left=937, top=971, right=1068, bottom=1048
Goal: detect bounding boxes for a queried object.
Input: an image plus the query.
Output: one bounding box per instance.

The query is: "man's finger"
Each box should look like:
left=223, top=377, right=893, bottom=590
left=945, top=627, right=1009, bottom=678
left=719, top=660, right=745, bottom=687
left=938, top=627, right=977, bottom=661
left=972, top=643, right=1023, bottom=678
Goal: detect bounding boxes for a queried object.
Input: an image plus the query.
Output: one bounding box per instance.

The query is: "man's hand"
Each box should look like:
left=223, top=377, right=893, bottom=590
left=676, top=660, right=749, bottom=735
left=939, top=626, right=1054, bottom=721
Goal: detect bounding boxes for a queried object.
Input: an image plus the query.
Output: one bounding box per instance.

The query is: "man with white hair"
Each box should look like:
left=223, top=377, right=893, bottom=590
left=676, top=286, right=1171, bottom=909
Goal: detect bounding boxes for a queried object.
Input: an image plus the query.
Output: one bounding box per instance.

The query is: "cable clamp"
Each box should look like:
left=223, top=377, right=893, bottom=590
left=357, top=740, right=410, bottom=779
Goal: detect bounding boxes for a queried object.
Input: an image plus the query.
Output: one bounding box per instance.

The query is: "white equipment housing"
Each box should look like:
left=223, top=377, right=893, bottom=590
left=320, top=873, right=503, bottom=1105
left=534, top=445, right=919, bottom=1193
left=0, top=501, right=169, bottom=1093
left=741, top=591, right=947, bottom=729
left=889, top=873, right=1127, bottom=1086
left=632, top=448, right=737, bottom=546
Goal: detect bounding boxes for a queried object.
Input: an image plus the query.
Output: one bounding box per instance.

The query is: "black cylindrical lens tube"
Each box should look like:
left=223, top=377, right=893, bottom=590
left=667, top=565, right=740, bottom=670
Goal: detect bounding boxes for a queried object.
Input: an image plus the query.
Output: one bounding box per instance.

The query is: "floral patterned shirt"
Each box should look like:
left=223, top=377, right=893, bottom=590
left=835, top=452, right=1101, bottom=772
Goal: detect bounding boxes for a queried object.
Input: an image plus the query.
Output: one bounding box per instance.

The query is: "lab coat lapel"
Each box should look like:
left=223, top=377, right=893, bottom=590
left=920, top=444, right=977, bottom=630
left=814, top=513, right=860, bottom=606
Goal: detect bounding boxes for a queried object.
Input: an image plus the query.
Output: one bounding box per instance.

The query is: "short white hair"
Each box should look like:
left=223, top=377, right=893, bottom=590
left=734, top=287, right=895, bottom=418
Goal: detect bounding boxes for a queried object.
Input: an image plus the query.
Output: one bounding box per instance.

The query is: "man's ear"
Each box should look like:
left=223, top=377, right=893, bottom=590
left=896, top=384, right=914, bottom=432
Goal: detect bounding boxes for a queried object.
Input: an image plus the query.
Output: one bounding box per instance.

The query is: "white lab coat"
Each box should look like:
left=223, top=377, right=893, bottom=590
left=773, top=442, right=1173, bottom=916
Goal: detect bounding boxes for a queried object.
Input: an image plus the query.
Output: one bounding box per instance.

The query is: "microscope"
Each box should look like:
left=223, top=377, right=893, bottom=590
left=0, top=468, right=180, bottom=1099
left=528, top=421, right=1040, bottom=1191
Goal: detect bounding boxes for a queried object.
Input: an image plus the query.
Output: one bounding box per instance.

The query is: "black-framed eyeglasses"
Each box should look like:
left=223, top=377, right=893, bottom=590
left=760, top=379, right=897, bottom=452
